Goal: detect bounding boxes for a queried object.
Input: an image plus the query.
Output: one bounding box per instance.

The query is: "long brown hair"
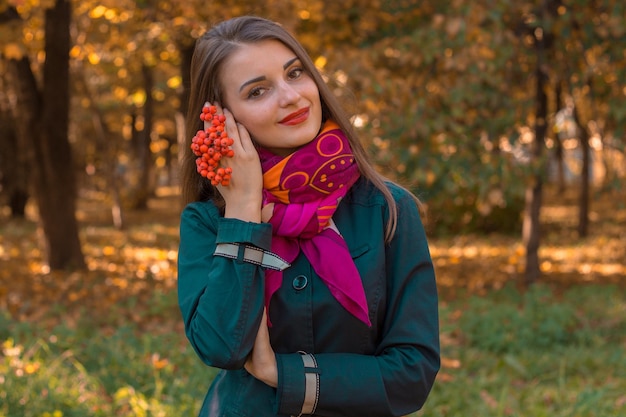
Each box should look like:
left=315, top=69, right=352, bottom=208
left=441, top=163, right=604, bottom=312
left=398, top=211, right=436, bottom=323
left=181, top=16, right=401, bottom=242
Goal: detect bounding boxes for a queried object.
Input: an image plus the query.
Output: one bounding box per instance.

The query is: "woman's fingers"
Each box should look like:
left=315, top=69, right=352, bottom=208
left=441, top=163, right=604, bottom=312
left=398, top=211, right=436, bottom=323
left=203, top=101, right=225, bottom=130
left=244, top=308, right=278, bottom=387
left=203, top=101, right=211, bottom=131
left=222, top=108, right=255, bottom=154
left=261, top=203, right=274, bottom=223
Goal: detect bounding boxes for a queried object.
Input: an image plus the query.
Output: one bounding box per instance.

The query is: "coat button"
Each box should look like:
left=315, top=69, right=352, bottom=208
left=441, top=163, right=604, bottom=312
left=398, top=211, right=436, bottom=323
left=292, top=275, right=308, bottom=290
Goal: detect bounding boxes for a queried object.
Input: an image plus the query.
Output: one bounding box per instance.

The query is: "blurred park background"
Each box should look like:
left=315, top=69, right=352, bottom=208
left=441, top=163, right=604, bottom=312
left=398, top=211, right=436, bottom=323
left=0, top=0, right=624, bottom=416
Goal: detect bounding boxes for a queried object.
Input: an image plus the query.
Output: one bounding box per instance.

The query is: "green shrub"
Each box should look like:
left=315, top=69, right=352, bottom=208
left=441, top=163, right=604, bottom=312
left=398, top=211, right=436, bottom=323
left=458, top=284, right=596, bottom=354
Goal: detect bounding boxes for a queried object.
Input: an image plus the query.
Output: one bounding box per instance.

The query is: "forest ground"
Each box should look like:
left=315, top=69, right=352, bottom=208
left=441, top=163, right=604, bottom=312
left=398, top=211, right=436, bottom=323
left=2, top=183, right=623, bottom=329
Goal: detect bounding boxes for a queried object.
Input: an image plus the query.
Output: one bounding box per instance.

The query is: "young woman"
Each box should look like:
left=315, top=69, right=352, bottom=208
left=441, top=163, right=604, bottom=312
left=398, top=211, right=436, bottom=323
left=177, top=16, right=440, bottom=417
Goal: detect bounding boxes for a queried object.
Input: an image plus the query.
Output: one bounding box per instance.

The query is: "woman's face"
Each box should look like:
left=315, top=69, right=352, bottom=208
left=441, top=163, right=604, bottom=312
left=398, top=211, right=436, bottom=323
left=220, top=40, right=322, bottom=156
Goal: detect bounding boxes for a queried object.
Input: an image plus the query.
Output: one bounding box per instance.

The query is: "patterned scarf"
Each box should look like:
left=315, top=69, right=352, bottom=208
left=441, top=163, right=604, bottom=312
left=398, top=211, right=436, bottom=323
left=259, top=121, right=371, bottom=326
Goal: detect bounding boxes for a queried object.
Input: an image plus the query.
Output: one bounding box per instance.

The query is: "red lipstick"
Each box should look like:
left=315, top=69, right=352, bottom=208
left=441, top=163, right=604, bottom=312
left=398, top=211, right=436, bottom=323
left=279, top=107, right=309, bottom=125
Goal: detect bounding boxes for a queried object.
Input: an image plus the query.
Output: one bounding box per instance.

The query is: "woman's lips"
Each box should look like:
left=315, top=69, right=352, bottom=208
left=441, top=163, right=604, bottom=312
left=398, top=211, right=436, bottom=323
left=279, top=107, right=309, bottom=125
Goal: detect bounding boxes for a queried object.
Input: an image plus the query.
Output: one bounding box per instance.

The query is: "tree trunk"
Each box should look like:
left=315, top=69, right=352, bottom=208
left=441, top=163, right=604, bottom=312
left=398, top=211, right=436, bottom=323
left=0, top=119, right=29, bottom=218
left=573, top=105, right=590, bottom=237
left=5, top=56, right=40, bottom=211
left=132, top=64, right=155, bottom=209
left=0, top=74, right=30, bottom=218
left=179, top=42, right=194, bottom=118
left=554, top=81, right=565, bottom=194
left=523, top=4, right=551, bottom=286
left=35, top=0, right=85, bottom=269
left=171, top=42, right=194, bottom=187
left=177, top=42, right=194, bottom=170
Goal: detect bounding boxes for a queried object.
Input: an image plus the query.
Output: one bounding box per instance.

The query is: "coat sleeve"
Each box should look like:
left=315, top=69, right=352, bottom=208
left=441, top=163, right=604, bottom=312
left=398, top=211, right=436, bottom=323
left=275, top=188, right=440, bottom=417
left=177, top=202, right=272, bottom=369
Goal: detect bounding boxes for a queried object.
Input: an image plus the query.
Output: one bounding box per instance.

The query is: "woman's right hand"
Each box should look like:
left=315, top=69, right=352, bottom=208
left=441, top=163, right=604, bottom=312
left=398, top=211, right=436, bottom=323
left=207, top=102, right=263, bottom=223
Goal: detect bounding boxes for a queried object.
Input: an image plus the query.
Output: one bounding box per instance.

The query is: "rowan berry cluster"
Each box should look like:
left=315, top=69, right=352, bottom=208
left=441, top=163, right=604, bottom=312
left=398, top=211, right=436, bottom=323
left=190, top=105, right=234, bottom=186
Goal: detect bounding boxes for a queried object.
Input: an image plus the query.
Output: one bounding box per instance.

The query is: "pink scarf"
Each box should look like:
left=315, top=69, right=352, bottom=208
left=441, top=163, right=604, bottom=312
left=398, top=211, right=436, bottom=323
left=259, top=121, right=371, bottom=326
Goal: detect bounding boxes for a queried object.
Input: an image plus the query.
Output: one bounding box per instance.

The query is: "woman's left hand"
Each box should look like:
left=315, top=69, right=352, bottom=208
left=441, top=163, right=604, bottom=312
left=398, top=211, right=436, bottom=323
left=245, top=308, right=278, bottom=388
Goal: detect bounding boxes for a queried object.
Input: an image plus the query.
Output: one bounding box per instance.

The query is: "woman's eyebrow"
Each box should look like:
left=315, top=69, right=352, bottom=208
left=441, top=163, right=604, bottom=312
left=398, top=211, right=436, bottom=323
left=239, top=76, right=266, bottom=92
left=283, top=56, right=299, bottom=69
left=238, top=57, right=300, bottom=93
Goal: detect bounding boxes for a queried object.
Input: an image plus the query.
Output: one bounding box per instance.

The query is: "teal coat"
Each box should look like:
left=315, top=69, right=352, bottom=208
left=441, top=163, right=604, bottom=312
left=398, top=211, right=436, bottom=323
left=178, top=178, right=440, bottom=416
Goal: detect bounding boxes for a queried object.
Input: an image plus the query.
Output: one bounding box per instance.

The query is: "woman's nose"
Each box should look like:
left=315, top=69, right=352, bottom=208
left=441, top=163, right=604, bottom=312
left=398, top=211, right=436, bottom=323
left=277, top=81, right=300, bottom=106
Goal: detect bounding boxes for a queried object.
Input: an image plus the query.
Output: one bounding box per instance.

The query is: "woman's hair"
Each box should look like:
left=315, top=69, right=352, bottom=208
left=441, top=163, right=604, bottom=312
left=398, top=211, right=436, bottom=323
left=181, top=16, right=400, bottom=241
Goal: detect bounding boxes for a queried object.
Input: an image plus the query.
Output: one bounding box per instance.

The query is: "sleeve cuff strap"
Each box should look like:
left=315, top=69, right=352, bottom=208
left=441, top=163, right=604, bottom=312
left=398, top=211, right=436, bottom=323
left=214, top=243, right=290, bottom=271
left=298, top=352, right=320, bottom=416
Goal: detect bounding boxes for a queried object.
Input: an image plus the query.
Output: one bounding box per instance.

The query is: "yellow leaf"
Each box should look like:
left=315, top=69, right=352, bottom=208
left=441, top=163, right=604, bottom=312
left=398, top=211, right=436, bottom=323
left=114, top=86, right=128, bottom=100
left=441, top=357, right=461, bottom=368
left=24, top=362, right=40, bottom=374
left=69, top=45, right=81, bottom=58
left=87, top=52, right=101, bottom=65
left=314, top=55, right=327, bottom=69
left=478, top=46, right=496, bottom=60
left=172, top=17, right=186, bottom=26
left=167, top=75, right=181, bottom=89
left=104, top=9, right=116, bottom=21
left=131, top=90, right=146, bottom=106
left=3, top=43, right=23, bottom=59
left=89, top=5, right=107, bottom=19
left=151, top=353, right=169, bottom=370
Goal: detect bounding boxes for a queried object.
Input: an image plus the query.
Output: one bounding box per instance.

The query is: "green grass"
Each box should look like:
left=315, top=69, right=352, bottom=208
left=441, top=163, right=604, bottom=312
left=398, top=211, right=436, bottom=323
left=2, top=284, right=624, bottom=417
left=414, top=283, right=626, bottom=417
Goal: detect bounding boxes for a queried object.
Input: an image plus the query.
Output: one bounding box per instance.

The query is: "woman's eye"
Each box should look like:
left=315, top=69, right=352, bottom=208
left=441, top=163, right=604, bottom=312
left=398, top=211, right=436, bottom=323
left=248, top=87, right=265, bottom=99
left=288, top=67, right=303, bottom=79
